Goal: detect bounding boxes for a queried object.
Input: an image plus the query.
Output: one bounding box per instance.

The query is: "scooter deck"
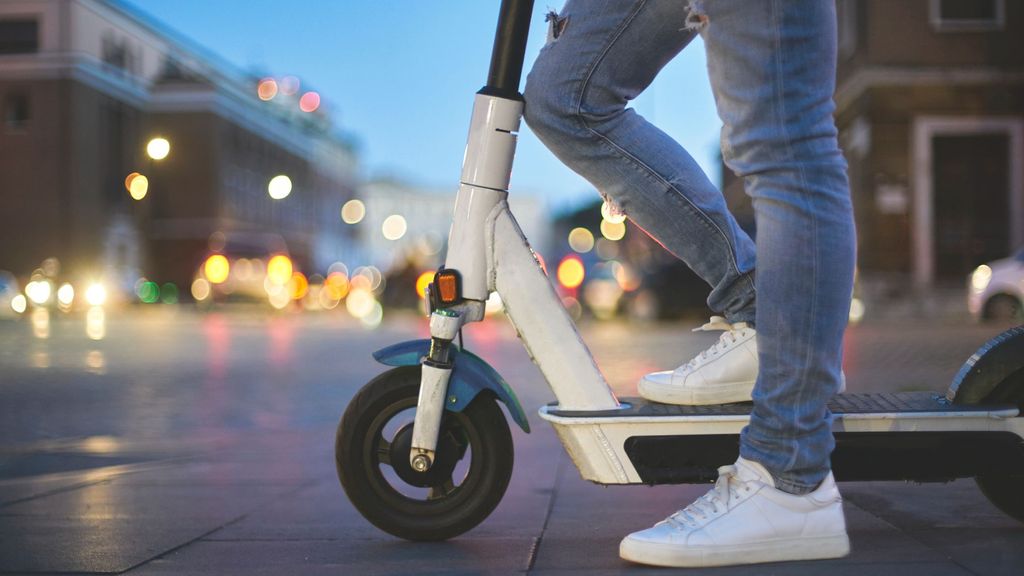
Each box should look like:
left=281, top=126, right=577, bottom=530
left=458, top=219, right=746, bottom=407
left=544, top=391, right=1003, bottom=418
left=540, top=392, right=1024, bottom=484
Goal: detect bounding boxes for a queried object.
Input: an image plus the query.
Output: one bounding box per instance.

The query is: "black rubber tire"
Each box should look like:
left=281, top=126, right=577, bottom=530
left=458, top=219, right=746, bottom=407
left=973, top=363, right=1024, bottom=523
left=335, top=366, right=514, bottom=541
left=983, top=294, right=1023, bottom=322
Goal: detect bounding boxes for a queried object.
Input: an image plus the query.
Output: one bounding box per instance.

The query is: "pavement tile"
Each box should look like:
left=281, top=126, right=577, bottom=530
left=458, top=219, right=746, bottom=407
left=0, top=482, right=299, bottom=520
left=126, top=538, right=534, bottom=575
left=907, top=528, right=1024, bottom=576
left=0, top=517, right=205, bottom=573
left=840, top=479, right=1019, bottom=530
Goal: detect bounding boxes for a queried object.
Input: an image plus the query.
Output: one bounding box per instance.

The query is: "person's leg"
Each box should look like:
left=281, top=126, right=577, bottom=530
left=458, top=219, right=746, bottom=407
left=523, top=0, right=756, bottom=326
left=620, top=0, right=854, bottom=567
left=697, top=0, right=856, bottom=494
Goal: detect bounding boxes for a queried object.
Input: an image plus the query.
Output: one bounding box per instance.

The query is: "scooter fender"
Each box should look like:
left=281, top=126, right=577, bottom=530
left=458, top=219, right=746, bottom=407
left=373, top=339, right=530, bottom=433
left=948, top=324, right=1024, bottom=405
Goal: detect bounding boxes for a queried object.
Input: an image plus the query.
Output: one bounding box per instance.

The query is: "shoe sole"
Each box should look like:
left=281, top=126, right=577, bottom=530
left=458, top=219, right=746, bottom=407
left=638, top=378, right=754, bottom=406
left=620, top=532, right=851, bottom=568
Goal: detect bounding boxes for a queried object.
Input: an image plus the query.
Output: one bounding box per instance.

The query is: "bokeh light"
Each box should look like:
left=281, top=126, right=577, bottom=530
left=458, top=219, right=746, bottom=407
left=299, top=91, right=321, bottom=113
left=557, top=256, right=585, bottom=289
left=11, top=294, right=27, bottom=314
left=137, top=281, right=160, bottom=304
left=568, top=227, right=595, bottom=253
left=600, top=219, right=626, bottom=241
left=971, top=264, right=992, bottom=291
left=268, top=287, right=291, bottom=310
left=341, top=199, right=365, bottom=224
left=415, top=271, right=434, bottom=299
left=85, top=350, right=106, bottom=374
left=583, top=276, right=623, bottom=320
left=268, top=174, right=292, bottom=200
left=146, top=137, right=170, bottom=160
left=267, top=255, right=293, bottom=286
left=290, top=272, right=309, bottom=300
left=346, top=288, right=377, bottom=319
left=257, top=78, right=278, bottom=101
left=361, top=301, right=384, bottom=328
left=26, top=279, right=52, bottom=305
left=86, top=306, right=105, bottom=340
left=324, top=271, right=350, bottom=299
left=611, top=261, right=641, bottom=292
left=191, top=278, right=211, bottom=301
left=601, top=200, right=627, bottom=224
left=85, top=283, right=106, bottom=307
left=160, top=283, right=179, bottom=304
left=57, top=283, right=74, bottom=310
left=353, top=266, right=384, bottom=293
left=382, top=215, right=407, bottom=241
left=32, top=307, right=49, bottom=339
left=204, top=254, right=230, bottom=284
left=127, top=173, right=149, bottom=201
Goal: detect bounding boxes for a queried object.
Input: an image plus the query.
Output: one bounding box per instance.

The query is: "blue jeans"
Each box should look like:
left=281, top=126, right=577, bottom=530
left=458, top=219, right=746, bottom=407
left=524, top=0, right=855, bottom=494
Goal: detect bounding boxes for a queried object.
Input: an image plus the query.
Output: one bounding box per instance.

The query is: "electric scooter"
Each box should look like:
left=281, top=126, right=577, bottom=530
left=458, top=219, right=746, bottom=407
left=335, top=0, right=1024, bottom=541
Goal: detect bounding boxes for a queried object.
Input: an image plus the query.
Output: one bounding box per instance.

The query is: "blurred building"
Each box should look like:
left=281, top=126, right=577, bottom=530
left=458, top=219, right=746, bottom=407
left=722, top=0, right=1024, bottom=305
left=0, top=0, right=358, bottom=296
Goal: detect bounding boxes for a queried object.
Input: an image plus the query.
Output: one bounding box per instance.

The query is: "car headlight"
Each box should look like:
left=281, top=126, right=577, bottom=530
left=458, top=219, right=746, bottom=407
left=971, top=265, right=993, bottom=292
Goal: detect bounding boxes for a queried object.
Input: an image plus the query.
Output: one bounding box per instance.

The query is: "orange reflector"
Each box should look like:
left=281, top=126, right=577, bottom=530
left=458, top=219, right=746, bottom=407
left=436, top=272, right=459, bottom=303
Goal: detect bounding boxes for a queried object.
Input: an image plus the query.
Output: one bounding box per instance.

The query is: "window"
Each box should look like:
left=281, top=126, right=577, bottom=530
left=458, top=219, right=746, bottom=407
left=0, top=20, right=39, bottom=54
left=4, top=93, right=30, bottom=131
left=930, top=0, right=1005, bottom=31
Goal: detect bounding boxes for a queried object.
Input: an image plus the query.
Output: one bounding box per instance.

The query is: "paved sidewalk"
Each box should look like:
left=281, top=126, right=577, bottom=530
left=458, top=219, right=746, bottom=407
left=1, top=313, right=1022, bottom=574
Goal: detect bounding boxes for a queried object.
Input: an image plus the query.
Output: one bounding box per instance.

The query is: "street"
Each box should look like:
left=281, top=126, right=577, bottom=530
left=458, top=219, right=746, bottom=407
left=1, top=309, right=1022, bottom=575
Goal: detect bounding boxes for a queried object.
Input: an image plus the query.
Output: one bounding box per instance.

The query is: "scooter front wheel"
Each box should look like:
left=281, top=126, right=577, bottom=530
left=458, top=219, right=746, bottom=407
left=335, top=366, right=514, bottom=541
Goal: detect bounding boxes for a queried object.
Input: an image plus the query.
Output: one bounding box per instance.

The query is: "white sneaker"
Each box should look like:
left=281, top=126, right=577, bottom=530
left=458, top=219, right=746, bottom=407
left=620, top=457, right=850, bottom=568
left=639, top=316, right=758, bottom=405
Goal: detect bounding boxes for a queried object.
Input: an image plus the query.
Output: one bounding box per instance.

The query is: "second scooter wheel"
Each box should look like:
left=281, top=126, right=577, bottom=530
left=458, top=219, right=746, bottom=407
left=336, top=366, right=514, bottom=541
left=974, top=365, right=1024, bottom=523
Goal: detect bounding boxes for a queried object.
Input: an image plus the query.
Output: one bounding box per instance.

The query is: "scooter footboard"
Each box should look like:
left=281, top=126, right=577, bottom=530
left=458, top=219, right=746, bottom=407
left=539, top=393, right=1024, bottom=485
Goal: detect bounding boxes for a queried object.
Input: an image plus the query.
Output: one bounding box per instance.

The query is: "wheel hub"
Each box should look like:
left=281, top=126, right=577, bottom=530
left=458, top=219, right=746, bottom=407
left=388, top=423, right=464, bottom=488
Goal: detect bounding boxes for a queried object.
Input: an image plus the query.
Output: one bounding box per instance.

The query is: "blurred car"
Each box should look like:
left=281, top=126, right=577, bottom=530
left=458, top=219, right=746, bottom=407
left=968, top=248, right=1024, bottom=321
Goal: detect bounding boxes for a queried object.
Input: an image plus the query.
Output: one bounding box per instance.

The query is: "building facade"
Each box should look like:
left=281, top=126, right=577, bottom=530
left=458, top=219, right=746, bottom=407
left=0, top=0, right=358, bottom=296
left=835, top=0, right=1024, bottom=293
left=719, top=0, right=1023, bottom=307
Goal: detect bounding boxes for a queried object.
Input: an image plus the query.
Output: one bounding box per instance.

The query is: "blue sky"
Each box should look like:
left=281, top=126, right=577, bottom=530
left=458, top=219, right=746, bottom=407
left=127, top=1, right=723, bottom=212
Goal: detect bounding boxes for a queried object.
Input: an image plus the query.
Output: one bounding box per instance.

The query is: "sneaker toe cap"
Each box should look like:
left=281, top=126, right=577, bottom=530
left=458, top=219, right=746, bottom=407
left=639, top=371, right=675, bottom=389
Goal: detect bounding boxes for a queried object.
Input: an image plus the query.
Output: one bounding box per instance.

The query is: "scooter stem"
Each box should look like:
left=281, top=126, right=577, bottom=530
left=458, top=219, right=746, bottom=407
left=485, top=0, right=535, bottom=99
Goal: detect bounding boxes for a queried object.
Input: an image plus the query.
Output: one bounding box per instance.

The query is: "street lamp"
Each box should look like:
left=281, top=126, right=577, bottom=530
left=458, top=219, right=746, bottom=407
left=146, top=137, right=171, bottom=161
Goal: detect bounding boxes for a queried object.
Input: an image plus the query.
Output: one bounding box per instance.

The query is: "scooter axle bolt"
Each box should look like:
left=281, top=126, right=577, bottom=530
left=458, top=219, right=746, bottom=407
left=411, top=454, right=431, bottom=472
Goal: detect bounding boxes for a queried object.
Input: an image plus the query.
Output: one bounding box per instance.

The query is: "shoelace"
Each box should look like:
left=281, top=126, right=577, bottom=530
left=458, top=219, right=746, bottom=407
left=685, top=316, right=750, bottom=368
left=666, top=465, right=750, bottom=528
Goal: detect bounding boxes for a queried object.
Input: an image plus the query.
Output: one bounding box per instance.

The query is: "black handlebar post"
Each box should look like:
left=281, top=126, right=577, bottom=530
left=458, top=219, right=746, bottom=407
left=483, top=0, right=535, bottom=98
